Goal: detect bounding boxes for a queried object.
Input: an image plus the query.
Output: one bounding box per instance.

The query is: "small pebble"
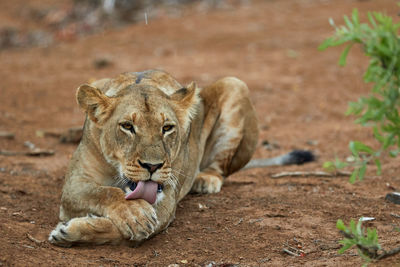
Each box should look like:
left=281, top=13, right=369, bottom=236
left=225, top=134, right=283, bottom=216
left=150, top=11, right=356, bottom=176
left=386, top=183, right=397, bottom=190
left=93, top=57, right=112, bottom=69
left=306, top=140, right=319, bottom=146
left=24, top=141, right=36, bottom=150
left=359, top=217, right=375, bottom=222
left=262, top=140, right=280, bottom=150
left=385, top=192, right=400, bottom=204
left=198, top=203, right=208, bottom=211
left=249, top=218, right=263, bottom=224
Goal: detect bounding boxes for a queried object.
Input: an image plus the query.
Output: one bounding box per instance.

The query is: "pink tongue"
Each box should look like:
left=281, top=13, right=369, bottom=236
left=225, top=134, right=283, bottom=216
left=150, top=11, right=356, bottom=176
left=125, top=181, right=158, bottom=204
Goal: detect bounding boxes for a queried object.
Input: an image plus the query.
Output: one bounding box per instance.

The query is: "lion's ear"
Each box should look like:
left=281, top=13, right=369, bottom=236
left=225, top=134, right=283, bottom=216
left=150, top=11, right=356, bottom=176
left=76, top=84, right=114, bottom=124
left=170, top=81, right=201, bottom=130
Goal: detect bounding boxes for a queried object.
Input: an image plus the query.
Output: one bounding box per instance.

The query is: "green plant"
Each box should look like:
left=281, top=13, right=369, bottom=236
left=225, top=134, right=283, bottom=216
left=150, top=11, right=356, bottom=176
left=336, top=218, right=380, bottom=264
left=319, top=8, right=400, bottom=183
left=337, top=218, right=400, bottom=264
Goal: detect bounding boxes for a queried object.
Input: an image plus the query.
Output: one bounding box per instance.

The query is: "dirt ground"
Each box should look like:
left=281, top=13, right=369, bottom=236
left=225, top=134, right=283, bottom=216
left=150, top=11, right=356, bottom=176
left=1, top=0, right=400, bottom=266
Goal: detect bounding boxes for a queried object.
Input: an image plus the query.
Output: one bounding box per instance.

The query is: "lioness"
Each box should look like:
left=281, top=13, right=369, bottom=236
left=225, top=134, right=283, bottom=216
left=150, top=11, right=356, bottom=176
left=49, top=70, right=311, bottom=246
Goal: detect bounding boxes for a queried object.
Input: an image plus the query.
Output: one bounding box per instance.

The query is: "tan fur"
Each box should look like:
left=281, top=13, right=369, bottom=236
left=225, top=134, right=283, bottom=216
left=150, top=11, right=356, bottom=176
left=49, top=70, right=258, bottom=246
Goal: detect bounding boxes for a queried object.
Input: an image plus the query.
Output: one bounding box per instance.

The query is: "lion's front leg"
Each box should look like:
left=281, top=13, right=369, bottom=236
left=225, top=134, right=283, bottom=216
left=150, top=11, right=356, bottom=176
left=50, top=199, right=162, bottom=246
left=50, top=183, right=177, bottom=246
left=50, top=200, right=160, bottom=246
left=49, top=215, right=122, bottom=246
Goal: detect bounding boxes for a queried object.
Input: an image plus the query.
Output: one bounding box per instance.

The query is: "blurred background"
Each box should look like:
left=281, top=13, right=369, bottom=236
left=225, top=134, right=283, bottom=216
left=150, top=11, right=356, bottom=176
left=0, top=0, right=247, bottom=49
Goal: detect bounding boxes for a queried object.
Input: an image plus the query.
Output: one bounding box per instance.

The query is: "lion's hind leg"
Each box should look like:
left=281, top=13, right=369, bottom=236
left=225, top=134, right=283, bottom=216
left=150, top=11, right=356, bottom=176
left=49, top=215, right=123, bottom=247
left=191, top=77, right=258, bottom=194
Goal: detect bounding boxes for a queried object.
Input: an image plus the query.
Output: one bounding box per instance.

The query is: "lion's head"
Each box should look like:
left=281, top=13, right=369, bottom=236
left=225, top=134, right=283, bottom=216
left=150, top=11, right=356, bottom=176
left=76, top=72, right=200, bottom=202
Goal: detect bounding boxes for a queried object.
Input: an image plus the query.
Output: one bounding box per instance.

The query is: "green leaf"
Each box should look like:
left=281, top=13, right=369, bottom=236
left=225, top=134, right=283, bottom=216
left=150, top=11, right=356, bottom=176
left=344, top=15, right=353, bottom=30
left=351, top=9, right=359, bottom=26
left=349, top=141, right=359, bottom=157
left=337, top=219, right=346, bottom=231
left=350, top=220, right=357, bottom=233
left=373, top=127, right=384, bottom=143
left=323, top=161, right=336, bottom=172
left=350, top=141, right=374, bottom=154
left=335, top=159, right=348, bottom=169
left=338, top=44, right=353, bottom=66
left=318, top=37, right=335, bottom=51
left=367, top=12, right=377, bottom=28
left=383, top=134, right=395, bottom=150
left=389, top=149, right=399, bottom=158
left=338, top=241, right=354, bottom=254
left=358, top=163, right=367, bottom=180
left=349, top=169, right=359, bottom=183
left=375, top=159, right=382, bottom=175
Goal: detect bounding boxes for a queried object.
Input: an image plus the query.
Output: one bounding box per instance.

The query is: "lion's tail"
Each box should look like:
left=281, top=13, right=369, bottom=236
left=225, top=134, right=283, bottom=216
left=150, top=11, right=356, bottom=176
left=243, top=150, right=315, bottom=169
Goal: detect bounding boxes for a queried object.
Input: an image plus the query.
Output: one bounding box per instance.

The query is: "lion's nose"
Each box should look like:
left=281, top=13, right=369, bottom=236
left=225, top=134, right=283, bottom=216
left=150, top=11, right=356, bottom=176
left=138, top=160, right=164, bottom=175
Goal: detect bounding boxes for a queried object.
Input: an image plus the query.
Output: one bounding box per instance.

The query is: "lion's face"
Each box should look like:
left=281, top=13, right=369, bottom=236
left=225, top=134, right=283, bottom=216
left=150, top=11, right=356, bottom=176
left=101, top=90, right=182, bottom=189
left=76, top=81, right=200, bottom=193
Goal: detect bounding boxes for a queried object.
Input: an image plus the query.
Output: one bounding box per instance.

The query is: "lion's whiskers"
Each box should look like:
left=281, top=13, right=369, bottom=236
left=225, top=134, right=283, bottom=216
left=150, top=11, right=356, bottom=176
left=166, top=172, right=182, bottom=189
left=171, top=169, right=192, bottom=180
left=113, top=174, right=129, bottom=188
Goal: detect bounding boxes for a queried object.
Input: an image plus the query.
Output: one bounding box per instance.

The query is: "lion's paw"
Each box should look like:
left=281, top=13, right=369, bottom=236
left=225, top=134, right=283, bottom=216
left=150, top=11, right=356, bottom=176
left=106, top=200, right=158, bottom=242
left=49, top=214, right=106, bottom=246
left=49, top=214, right=133, bottom=246
left=191, top=172, right=223, bottom=194
left=49, top=220, right=77, bottom=247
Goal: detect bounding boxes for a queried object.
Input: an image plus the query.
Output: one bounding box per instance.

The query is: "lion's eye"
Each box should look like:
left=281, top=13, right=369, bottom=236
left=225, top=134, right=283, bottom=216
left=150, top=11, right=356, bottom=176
left=120, top=122, right=135, bottom=133
left=162, top=125, right=174, bottom=133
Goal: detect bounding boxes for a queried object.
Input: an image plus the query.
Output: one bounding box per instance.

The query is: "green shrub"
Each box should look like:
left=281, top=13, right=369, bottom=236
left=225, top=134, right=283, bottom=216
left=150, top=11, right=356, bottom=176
left=319, top=8, right=400, bottom=182
left=336, top=218, right=380, bottom=264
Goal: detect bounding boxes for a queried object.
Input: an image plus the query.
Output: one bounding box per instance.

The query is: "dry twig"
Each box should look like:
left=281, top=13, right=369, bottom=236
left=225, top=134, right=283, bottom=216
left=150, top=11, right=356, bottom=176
left=271, top=170, right=352, bottom=179
left=0, top=131, right=15, bottom=139
left=26, top=233, right=44, bottom=244
left=0, top=149, right=54, bottom=157
left=282, top=248, right=300, bottom=256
